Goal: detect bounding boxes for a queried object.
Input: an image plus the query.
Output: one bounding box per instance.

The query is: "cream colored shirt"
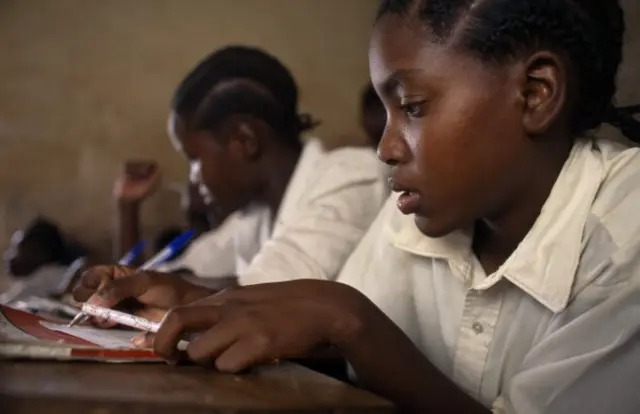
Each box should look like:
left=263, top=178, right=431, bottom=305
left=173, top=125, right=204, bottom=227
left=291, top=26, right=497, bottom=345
left=240, top=138, right=387, bottom=284
left=338, top=136, right=640, bottom=414
left=164, top=138, right=388, bottom=284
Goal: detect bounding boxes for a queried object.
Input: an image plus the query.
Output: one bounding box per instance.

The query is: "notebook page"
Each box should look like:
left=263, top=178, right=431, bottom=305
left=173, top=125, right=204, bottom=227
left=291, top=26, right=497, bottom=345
left=41, top=322, right=140, bottom=349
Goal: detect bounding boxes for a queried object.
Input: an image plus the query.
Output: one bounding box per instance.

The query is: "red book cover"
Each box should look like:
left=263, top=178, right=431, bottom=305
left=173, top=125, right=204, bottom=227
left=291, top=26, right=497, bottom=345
left=0, top=305, right=161, bottom=362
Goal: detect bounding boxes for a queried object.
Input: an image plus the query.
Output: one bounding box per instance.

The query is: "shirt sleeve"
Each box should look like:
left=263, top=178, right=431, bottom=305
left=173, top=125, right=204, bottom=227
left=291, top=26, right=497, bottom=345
left=493, top=245, right=640, bottom=414
left=240, top=148, right=388, bottom=285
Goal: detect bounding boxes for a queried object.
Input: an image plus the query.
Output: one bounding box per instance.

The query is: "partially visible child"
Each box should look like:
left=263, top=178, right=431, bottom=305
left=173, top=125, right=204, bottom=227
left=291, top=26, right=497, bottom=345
left=114, top=159, right=244, bottom=276
left=1, top=217, right=86, bottom=303
left=114, top=161, right=218, bottom=254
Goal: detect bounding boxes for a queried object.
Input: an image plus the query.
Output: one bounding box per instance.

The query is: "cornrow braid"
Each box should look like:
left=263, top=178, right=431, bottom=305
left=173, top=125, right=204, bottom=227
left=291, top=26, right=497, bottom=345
left=172, top=46, right=320, bottom=150
left=377, top=0, right=640, bottom=142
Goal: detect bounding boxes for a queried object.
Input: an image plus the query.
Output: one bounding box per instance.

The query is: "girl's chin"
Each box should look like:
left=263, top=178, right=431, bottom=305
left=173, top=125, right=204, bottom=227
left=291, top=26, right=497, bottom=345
left=414, top=215, right=454, bottom=239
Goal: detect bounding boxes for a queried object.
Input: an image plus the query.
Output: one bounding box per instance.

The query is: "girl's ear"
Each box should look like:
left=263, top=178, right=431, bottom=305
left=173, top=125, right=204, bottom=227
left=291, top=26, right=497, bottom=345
left=226, top=118, right=262, bottom=161
left=518, top=51, right=568, bottom=136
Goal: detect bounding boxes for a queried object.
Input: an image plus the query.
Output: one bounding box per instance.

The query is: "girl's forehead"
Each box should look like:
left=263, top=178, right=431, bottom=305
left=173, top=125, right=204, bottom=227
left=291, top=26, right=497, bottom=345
left=370, top=15, right=512, bottom=98
left=370, top=17, right=466, bottom=91
left=369, top=15, right=423, bottom=76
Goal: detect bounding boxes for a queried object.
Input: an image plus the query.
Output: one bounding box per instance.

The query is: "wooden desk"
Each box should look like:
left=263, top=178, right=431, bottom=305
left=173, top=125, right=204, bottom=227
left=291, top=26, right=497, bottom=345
left=0, top=361, right=393, bottom=413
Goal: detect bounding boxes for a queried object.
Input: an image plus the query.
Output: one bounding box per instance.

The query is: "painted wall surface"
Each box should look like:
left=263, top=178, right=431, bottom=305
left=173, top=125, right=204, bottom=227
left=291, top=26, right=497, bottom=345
left=0, top=0, right=378, bottom=258
left=0, top=0, right=638, bottom=258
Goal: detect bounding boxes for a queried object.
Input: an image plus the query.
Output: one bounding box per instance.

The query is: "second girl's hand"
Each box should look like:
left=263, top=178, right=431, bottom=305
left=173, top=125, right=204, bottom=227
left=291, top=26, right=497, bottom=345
left=67, top=231, right=194, bottom=328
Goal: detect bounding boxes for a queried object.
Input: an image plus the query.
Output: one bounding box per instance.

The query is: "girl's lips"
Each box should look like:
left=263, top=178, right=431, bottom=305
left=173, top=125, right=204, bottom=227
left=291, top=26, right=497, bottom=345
left=397, top=191, right=421, bottom=215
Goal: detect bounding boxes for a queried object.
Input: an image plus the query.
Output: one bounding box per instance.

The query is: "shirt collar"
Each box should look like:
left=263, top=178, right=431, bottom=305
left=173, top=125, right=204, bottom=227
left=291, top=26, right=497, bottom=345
left=274, top=137, right=324, bottom=228
left=386, top=137, right=604, bottom=313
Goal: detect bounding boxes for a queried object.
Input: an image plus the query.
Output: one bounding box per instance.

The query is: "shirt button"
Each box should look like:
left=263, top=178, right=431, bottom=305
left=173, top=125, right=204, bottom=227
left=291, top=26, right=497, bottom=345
left=472, top=322, right=484, bottom=334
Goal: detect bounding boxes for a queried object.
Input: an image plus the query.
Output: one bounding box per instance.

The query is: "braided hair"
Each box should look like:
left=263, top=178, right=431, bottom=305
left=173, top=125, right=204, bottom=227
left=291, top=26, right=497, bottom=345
left=377, top=0, right=640, bottom=142
left=172, top=46, right=319, bottom=151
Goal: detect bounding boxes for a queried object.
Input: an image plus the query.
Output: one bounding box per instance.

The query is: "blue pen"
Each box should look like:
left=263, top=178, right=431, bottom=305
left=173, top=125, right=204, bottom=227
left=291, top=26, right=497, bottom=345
left=139, top=230, right=195, bottom=270
left=67, top=231, right=195, bottom=328
left=118, top=241, right=146, bottom=266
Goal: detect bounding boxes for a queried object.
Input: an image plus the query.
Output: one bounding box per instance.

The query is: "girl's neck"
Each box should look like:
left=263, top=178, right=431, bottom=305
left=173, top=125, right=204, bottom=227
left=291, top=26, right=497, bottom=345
left=472, top=138, right=573, bottom=275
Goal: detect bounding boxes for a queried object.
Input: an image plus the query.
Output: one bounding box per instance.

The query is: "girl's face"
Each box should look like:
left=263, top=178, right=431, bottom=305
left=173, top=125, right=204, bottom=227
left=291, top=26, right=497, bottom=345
left=370, top=15, right=537, bottom=238
left=167, top=112, right=257, bottom=218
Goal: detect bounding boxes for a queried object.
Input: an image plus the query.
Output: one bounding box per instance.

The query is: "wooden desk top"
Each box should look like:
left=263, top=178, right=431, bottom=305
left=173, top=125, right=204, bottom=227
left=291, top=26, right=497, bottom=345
left=0, top=360, right=393, bottom=413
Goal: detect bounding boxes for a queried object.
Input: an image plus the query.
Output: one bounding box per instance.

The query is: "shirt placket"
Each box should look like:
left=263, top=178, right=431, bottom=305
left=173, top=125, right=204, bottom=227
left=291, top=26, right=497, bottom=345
left=451, top=286, right=502, bottom=400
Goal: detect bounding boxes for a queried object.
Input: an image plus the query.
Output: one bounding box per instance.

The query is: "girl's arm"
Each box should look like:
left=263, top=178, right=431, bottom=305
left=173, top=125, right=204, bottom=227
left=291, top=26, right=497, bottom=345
left=340, top=300, right=490, bottom=413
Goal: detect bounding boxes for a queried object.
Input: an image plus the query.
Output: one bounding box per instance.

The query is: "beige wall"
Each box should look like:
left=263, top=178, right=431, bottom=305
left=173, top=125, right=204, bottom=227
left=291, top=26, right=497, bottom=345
left=0, top=0, right=378, bottom=259
left=1, top=0, right=638, bottom=259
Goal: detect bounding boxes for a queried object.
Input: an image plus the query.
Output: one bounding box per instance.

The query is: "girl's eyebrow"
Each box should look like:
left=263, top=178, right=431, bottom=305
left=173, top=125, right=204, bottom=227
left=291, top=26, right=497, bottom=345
left=380, top=68, right=422, bottom=97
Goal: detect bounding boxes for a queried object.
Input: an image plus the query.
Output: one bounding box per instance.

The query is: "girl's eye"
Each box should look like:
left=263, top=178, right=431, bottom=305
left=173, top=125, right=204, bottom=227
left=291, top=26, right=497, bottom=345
left=399, top=101, right=426, bottom=118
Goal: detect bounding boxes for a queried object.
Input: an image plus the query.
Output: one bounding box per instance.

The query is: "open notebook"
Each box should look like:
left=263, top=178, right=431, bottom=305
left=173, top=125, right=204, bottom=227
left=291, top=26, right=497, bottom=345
left=0, top=304, right=161, bottom=362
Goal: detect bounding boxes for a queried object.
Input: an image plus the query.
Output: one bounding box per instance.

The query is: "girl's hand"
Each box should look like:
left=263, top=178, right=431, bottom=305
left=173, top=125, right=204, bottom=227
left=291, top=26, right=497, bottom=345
left=72, top=265, right=214, bottom=326
left=139, top=280, right=371, bottom=372
left=114, top=161, right=161, bottom=204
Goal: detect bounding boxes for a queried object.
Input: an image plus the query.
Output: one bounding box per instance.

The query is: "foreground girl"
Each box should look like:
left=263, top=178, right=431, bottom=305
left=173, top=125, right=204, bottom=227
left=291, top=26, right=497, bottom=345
left=77, top=1, right=640, bottom=412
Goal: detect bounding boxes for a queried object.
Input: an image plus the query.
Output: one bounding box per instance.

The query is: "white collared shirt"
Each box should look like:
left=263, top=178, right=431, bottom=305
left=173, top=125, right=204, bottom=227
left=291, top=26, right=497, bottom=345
left=338, top=136, right=640, bottom=413
left=163, top=138, right=388, bottom=283
left=239, top=138, right=388, bottom=284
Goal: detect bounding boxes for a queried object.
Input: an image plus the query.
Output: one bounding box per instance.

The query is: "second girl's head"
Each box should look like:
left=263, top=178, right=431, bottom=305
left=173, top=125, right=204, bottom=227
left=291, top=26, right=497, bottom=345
left=168, top=46, right=317, bottom=217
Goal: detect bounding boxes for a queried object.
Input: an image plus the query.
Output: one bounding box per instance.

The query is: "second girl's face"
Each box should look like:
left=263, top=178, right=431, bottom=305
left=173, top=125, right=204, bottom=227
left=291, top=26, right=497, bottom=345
left=168, top=112, right=257, bottom=218
left=371, top=14, right=535, bottom=238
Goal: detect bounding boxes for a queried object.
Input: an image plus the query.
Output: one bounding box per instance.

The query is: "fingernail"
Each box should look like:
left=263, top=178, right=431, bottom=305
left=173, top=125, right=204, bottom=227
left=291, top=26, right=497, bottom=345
left=131, top=336, right=145, bottom=347
left=87, top=293, right=108, bottom=307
